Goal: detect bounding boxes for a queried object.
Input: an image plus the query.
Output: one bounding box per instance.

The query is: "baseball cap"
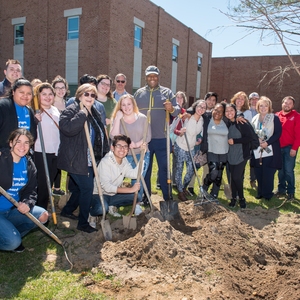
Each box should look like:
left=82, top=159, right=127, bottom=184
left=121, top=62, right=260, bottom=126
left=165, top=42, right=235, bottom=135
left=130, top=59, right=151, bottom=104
left=249, top=92, right=259, bottom=99
left=145, top=65, right=160, bottom=76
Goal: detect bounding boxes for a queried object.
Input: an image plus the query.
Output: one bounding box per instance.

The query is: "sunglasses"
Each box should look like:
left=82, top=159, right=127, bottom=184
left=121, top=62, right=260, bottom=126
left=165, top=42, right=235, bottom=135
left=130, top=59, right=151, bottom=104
left=83, top=92, right=96, bottom=98
left=116, top=80, right=125, bottom=84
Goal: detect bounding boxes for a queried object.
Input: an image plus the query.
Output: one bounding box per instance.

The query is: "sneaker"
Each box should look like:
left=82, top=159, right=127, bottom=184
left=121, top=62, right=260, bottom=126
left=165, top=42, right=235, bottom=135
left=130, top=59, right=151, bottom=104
left=108, top=206, right=121, bottom=217
left=156, top=184, right=161, bottom=190
left=229, top=199, right=236, bottom=207
left=52, top=189, right=65, bottom=196
left=287, top=194, right=295, bottom=201
left=250, top=181, right=257, bottom=189
left=239, top=198, right=246, bottom=209
left=13, top=243, right=25, bottom=253
left=88, top=214, right=97, bottom=228
left=141, top=195, right=150, bottom=207
left=134, top=203, right=143, bottom=216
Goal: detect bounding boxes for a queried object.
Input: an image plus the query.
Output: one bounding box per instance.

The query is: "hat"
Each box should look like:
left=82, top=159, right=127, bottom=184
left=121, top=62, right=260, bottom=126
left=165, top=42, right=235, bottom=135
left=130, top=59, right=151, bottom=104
left=145, top=65, right=160, bottom=76
left=249, top=92, right=259, bottom=99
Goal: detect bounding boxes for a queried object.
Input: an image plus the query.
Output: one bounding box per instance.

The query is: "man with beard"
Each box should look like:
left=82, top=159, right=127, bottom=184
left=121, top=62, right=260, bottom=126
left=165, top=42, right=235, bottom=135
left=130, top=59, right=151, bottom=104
left=275, top=96, right=300, bottom=201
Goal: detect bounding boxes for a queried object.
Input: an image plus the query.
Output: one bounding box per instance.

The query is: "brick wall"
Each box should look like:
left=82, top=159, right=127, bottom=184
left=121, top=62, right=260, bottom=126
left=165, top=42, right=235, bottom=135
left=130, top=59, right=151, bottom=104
left=211, top=55, right=300, bottom=112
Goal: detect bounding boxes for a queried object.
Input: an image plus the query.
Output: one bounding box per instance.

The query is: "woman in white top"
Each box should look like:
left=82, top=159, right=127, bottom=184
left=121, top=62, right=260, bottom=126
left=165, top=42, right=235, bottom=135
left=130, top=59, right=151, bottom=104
left=174, top=100, right=205, bottom=201
left=231, top=91, right=252, bottom=122
left=34, top=83, right=60, bottom=209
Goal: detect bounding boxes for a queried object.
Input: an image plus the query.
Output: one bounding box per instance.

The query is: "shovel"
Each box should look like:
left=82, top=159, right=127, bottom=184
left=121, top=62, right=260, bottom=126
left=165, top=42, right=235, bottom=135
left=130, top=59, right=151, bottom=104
left=122, top=111, right=149, bottom=229
left=81, top=103, right=112, bottom=241
left=159, top=102, right=180, bottom=221
left=0, top=186, right=73, bottom=270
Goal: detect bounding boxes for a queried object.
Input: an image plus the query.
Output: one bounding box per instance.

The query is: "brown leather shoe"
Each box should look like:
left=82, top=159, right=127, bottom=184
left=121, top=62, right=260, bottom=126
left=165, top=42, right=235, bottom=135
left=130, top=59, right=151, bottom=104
left=178, top=191, right=188, bottom=202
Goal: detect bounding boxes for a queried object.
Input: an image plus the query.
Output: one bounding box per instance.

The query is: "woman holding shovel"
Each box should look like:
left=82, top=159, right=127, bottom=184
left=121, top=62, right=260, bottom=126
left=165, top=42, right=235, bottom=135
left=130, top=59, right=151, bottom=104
left=110, top=94, right=151, bottom=213
left=33, top=83, right=60, bottom=210
left=58, top=84, right=109, bottom=233
left=0, top=129, right=48, bottom=252
left=173, top=100, right=206, bottom=201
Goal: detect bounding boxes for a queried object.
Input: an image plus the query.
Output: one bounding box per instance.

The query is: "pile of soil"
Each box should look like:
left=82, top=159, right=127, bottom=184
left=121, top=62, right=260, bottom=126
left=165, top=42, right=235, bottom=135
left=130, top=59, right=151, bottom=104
left=57, top=195, right=300, bottom=299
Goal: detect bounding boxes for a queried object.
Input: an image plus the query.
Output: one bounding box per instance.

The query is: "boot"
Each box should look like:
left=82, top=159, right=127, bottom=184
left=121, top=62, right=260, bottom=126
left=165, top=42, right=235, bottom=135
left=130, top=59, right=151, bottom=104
left=178, top=191, right=188, bottom=202
left=229, top=198, right=236, bottom=207
left=239, top=198, right=246, bottom=209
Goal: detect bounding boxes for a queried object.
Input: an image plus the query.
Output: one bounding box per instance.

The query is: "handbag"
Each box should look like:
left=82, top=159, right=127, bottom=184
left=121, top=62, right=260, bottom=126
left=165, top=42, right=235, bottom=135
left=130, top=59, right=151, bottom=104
left=193, top=150, right=207, bottom=167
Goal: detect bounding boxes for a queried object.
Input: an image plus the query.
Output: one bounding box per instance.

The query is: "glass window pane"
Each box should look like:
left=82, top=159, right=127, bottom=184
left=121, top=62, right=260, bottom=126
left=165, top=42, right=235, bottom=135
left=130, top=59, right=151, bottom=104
left=68, top=17, right=79, bottom=40
left=15, top=24, right=24, bottom=45
left=134, top=25, right=142, bottom=49
left=172, top=44, right=178, bottom=62
left=198, top=56, right=202, bottom=72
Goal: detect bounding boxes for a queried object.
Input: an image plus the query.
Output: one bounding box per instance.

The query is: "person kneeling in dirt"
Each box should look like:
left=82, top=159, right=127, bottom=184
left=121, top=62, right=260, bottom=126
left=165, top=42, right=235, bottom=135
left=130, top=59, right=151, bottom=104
left=98, top=134, right=145, bottom=217
left=0, top=129, right=48, bottom=253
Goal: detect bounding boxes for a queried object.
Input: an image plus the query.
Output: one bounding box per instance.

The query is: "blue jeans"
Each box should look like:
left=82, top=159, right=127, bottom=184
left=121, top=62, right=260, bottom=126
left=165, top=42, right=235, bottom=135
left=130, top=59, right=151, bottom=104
left=277, top=145, right=297, bottom=194
left=0, top=206, right=47, bottom=251
left=62, top=167, right=94, bottom=227
left=126, top=151, right=150, bottom=200
left=104, top=193, right=136, bottom=208
left=90, top=194, right=109, bottom=216
left=145, top=138, right=171, bottom=200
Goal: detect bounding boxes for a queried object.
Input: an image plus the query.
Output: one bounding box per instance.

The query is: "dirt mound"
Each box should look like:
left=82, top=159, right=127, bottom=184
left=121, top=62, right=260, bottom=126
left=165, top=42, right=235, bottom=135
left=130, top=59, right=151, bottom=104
left=60, top=196, right=300, bottom=299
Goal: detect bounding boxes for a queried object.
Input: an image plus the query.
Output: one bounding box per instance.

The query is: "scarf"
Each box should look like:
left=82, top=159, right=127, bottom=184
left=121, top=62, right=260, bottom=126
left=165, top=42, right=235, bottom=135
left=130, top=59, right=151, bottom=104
left=252, top=113, right=274, bottom=141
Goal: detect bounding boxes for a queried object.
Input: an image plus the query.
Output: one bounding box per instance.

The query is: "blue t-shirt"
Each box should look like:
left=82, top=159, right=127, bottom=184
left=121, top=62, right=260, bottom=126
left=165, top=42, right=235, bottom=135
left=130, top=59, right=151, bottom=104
left=0, top=157, right=28, bottom=211
left=15, top=103, right=31, bottom=130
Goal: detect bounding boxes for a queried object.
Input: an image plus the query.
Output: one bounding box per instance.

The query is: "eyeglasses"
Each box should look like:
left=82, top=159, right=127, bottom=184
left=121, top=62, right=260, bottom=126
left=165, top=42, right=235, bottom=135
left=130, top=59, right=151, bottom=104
left=83, top=92, right=96, bottom=98
left=55, top=87, right=66, bottom=90
left=116, top=80, right=125, bottom=84
left=115, top=144, right=129, bottom=150
left=100, top=81, right=111, bottom=88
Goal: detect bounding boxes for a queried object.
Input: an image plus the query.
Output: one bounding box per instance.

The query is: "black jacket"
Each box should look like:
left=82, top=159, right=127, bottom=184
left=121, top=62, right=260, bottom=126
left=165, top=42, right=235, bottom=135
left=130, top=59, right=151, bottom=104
left=0, top=148, right=37, bottom=209
left=57, top=99, right=109, bottom=175
left=0, top=97, right=37, bottom=149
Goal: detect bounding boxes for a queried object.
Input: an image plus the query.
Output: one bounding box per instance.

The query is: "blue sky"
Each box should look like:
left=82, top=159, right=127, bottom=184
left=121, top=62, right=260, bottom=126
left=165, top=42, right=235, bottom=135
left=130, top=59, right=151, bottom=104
left=150, top=0, right=299, bottom=57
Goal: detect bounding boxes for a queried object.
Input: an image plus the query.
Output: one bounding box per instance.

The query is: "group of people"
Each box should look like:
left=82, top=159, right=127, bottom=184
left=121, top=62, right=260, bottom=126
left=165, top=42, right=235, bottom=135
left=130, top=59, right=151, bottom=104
left=0, top=58, right=299, bottom=252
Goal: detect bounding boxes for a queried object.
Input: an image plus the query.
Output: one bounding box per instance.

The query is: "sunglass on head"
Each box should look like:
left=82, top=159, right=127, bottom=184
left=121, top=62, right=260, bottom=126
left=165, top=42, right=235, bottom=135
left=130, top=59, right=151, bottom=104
left=83, top=92, right=96, bottom=98
left=116, top=80, right=125, bottom=84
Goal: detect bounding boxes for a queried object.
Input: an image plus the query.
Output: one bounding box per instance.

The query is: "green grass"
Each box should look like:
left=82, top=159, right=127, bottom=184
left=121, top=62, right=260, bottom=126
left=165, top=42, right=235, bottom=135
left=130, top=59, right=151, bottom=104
left=0, top=155, right=299, bottom=299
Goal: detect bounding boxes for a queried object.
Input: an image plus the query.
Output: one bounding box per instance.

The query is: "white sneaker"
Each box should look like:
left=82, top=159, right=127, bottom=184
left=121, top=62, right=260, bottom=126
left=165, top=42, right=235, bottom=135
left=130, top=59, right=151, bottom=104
left=108, top=206, right=121, bottom=217
left=134, top=203, right=143, bottom=216
left=88, top=214, right=97, bottom=228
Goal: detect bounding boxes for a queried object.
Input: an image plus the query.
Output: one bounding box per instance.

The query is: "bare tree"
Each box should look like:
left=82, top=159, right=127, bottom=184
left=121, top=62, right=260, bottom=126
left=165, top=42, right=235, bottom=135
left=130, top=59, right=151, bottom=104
left=218, top=0, right=300, bottom=86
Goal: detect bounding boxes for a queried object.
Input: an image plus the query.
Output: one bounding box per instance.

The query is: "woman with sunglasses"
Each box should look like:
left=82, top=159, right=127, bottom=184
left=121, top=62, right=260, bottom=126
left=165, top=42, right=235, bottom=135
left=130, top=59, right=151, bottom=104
left=0, top=129, right=48, bottom=252
left=96, top=74, right=117, bottom=134
left=58, top=84, right=109, bottom=233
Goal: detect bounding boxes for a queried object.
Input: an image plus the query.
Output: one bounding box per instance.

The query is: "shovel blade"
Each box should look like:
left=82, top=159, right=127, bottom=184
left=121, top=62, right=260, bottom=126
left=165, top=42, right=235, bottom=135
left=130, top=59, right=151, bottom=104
left=123, top=215, right=137, bottom=230
left=101, top=219, right=112, bottom=241
left=159, top=200, right=179, bottom=221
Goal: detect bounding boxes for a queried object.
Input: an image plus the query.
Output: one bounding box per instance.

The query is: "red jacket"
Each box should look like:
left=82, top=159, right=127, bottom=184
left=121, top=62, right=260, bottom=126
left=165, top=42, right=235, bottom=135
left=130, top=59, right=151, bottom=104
left=276, top=110, right=300, bottom=150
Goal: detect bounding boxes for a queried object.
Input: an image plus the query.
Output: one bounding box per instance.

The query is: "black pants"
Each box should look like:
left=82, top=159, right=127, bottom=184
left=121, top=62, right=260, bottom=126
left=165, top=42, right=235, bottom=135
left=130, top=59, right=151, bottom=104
left=229, top=159, right=247, bottom=199
left=34, top=152, right=57, bottom=210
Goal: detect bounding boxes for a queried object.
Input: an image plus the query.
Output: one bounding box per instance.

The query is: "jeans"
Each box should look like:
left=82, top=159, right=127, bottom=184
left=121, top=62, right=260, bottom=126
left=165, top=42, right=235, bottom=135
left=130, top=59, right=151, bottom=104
left=126, top=151, right=150, bottom=201
left=0, top=206, right=46, bottom=251
left=277, top=145, right=297, bottom=194
left=62, top=167, right=94, bottom=227
left=145, top=138, right=171, bottom=201
left=104, top=193, right=136, bottom=208
left=90, top=194, right=109, bottom=216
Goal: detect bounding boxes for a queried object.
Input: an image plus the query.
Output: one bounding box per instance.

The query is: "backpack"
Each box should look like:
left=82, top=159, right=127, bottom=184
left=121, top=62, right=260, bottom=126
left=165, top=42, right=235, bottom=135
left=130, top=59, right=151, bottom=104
left=237, top=121, right=260, bottom=150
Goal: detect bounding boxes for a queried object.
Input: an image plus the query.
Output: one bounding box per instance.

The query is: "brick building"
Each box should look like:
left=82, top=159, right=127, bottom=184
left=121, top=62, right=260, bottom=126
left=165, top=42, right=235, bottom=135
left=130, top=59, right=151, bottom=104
left=210, top=55, right=300, bottom=112
left=0, top=0, right=212, bottom=103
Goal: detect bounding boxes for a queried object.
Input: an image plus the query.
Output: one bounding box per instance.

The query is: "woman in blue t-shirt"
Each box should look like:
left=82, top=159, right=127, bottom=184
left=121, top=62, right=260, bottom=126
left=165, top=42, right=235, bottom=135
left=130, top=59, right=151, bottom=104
left=0, top=129, right=48, bottom=252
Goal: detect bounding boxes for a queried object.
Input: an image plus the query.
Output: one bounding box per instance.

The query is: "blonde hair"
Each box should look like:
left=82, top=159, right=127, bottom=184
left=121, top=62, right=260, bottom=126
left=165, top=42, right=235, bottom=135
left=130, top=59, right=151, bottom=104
left=111, top=94, right=139, bottom=119
left=230, top=91, right=249, bottom=112
left=75, top=83, right=97, bottom=99
left=256, top=96, right=272, bottom=113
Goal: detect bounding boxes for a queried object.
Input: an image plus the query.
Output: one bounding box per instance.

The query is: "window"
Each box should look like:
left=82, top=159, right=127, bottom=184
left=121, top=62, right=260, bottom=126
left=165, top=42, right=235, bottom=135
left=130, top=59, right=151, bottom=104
left=134, top=25, right=142, bottom=49
left=67, top=16, right=79, bottom=40
left=197, top=56, right=202, bottom=72
left=172, top=44, right=178, bottom=62
left=14, top=24, right=24, bottom=45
